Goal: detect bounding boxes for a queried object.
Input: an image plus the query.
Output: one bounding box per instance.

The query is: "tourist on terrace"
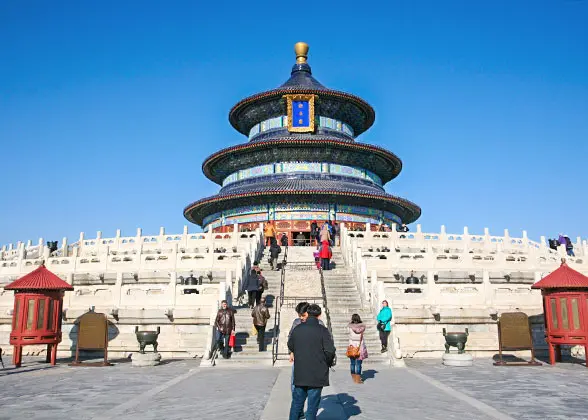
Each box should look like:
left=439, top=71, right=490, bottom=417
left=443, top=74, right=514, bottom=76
left=264, top=221, right=277, bottom=247
left=269, top=239, right=281, bottom=270
left=319, top=224, right=331, bottom=244
left=347, top=313, right=368, bottom=384
left=252, top=297, right=270, bottom=352
left=332, top=222, right=340, bottom=246
left=295, top=232, right=306, bottom=246
left=376, top=300, right=392, bottom=353
left=310, top=220, right=319, bottom=245
left=256, top=270, right=268, bottom=306
left=564, top=235, right=575, bottom=257
left=243, top=269, right=260, bottom=309
left=214, top=300, right=235, bottom=359
left=326, top=221, right=335, bottom=245
left=288, top=304, right=336, bottom=420
left=280, top=232, right=289, bottom=248
left=319, top=241, right=332, bottom=270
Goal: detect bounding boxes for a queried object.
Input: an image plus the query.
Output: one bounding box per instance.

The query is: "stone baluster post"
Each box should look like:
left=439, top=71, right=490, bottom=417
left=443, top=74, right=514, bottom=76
left=483, top=227, right=491, bottom=252
left=370, top=270, right=377, bottom=310
left=207, top=225, right=214, bottom=251
left=114, top=272, right=123, bottom=308
left=225, top=269, right=233, bottom=301
left=540, top=236, right=547, bottom=252
left=235, top=259, right=242, bottom=292
left=415, top=224, right=423, bottom=241
left=440, top=225, right=448, bottom=247
left=136, top=228, right=142, bottom=255
left=522, top=230, right=530, bottom=252
left=61, top=236, right=68, bottom=257
left=182, top=225, right=189, bottom=248
left=168, top=271, right=178, bottom=307
left=359, top=259, right=368, bottom=298
left=503, top=228, right=510, bottom=250
left=17, top=242, right=25, bottom=270
left=463, top=226, right=470, bottom=254
left=158, top=226, right=165, bottom=248
left=231, top=223, right=239, bottom=246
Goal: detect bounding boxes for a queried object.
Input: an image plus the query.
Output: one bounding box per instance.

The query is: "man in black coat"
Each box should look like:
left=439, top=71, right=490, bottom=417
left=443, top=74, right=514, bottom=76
left=287, top=304, right=336, bottom=420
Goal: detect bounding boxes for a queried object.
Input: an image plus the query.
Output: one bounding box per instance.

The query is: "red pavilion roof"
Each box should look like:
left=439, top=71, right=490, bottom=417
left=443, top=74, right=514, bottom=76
left=532, top=262, right=588, bottom=289
left=4, top=265, right=74, bottom=291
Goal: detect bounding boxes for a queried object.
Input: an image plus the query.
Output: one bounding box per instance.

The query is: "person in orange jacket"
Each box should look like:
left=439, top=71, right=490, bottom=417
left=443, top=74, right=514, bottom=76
left=319, top=240, right=332, bottom=270
left=264, top=221, right=277, bottom=247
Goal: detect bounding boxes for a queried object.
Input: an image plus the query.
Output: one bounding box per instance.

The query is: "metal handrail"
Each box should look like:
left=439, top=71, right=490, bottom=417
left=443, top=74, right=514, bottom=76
left=318, top=266, right=336, bottom=367
left=318, top=267, right=333, bottom=336
left=271, top=246, right=288, bottom=365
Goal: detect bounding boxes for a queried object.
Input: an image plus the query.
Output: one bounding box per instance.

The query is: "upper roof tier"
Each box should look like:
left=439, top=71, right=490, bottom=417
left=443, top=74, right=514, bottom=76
left=229, top=42, right=375, bottom=138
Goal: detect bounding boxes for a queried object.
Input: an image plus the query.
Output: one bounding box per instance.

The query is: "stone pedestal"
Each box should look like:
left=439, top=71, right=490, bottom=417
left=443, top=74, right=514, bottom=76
left=442, top=352, right=473, bottom=367
left=131, top=352, right=161, bottom=367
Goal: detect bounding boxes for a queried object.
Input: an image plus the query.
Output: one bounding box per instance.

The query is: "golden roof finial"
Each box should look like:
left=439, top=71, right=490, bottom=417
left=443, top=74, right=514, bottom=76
left=294, top=42, right=309, bottom=64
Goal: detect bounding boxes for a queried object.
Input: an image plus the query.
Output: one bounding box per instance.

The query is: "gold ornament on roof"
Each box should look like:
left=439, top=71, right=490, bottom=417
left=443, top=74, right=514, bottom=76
left=294, top=42, right=309, bottom=63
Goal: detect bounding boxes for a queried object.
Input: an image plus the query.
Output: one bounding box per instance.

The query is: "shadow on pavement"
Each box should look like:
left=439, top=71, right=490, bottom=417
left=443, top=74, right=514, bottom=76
left=318, top=393, right=360, bottom=418
left=362, top=369, right=378, bottom=381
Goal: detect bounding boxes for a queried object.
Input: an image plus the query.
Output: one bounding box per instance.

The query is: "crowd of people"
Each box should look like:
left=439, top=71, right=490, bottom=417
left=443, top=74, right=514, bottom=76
left=213, top=225, right=396, bottom=417
left=549, top=233, right=575, bottom=257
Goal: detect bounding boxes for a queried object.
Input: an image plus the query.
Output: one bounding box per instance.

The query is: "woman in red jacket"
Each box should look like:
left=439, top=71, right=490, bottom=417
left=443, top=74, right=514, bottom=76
left=319, top=240, right=332, bottom=270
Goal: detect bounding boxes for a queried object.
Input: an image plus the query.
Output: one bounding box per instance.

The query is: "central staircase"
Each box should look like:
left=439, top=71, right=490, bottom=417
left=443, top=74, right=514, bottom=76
left=214, top=245, right=389, bottom=366
left=323, top=248, right=390, bottom=365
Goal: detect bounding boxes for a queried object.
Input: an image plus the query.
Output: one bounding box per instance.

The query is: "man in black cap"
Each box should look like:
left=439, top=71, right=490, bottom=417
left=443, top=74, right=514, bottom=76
left=287, top=304, right=336, bottom=420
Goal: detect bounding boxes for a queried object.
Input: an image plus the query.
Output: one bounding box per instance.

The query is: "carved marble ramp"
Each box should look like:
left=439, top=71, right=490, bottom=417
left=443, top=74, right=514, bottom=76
left=324, top=248, right=391, bottom=365
left=212, top=248, right=279, bottom=366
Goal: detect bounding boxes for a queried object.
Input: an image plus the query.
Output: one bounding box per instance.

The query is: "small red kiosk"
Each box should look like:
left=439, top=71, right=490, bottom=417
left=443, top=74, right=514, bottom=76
left=532, top=260, right=588, bottom=366
left=4, top=264, right=73, bottom=367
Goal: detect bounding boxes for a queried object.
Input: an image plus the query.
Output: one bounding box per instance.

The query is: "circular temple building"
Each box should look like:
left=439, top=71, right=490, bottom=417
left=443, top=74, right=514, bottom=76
left=184, top=42, right=421, bottom=241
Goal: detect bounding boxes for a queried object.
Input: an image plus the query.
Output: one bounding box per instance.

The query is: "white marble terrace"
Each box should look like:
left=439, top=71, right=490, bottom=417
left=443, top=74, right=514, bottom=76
left=0, top=225, right=264, bottom=358
left=340, top=223, right=588, bottom=358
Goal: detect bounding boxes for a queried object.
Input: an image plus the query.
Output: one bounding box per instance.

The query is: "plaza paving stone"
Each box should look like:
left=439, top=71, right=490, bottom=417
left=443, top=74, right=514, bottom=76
left=0, top=356, right=587, bottom=419
left=406, top=358, right=588, bottom=420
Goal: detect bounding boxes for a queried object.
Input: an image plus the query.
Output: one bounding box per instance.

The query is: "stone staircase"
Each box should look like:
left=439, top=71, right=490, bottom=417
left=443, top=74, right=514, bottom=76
left=323, top=248, right=390, bottom=365
left=213, top=248, right=280, bottom=366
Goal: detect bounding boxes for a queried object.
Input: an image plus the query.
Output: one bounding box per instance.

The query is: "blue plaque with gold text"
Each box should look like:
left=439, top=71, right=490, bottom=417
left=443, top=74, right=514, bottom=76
left=285, top=94, right=316, bottom=133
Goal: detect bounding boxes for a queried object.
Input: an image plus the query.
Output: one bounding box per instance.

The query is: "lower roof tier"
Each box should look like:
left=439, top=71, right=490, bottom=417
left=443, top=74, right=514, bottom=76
left=202, top=138, right=402, bottom=185
left=203, top=203, right=402, bottom=231
left=184, top=189, right=421, bottom=227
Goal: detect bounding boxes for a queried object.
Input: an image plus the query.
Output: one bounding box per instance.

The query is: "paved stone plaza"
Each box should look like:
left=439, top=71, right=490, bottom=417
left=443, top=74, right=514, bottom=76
left=0, top=356, right=586, bottom=419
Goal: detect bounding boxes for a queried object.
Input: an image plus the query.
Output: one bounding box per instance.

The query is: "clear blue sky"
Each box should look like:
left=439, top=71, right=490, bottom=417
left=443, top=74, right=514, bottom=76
left=1, top=0, right=587, bottom=246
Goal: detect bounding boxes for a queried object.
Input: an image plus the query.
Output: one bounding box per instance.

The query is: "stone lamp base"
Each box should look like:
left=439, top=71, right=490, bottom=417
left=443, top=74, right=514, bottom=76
left=131, top=352, right=162, bottom=367
left=442, top=352, right=473, bottom=367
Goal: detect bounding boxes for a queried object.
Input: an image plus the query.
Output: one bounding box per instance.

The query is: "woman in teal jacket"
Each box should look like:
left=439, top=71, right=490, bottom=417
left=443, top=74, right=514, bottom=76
left=376, top=300, right=392, bottom=353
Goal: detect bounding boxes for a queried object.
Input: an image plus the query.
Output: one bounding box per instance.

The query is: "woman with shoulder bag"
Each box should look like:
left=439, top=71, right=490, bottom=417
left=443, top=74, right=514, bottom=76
left=347, top=313, right=368, bottom=384
left=376, top=300, right=392, bottom=353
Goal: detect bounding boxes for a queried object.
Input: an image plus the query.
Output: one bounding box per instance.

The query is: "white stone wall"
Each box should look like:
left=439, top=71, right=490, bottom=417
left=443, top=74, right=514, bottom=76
left=340, top=223, right=586, bottom=358
left=0, top=225, right=264, bottom=358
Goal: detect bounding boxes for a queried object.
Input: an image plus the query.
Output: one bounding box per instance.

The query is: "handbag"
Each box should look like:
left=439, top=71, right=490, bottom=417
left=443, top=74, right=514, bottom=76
left=228, top=333, right=236, bottom=348
left=251, top=324, right=258, bottom=336
left=346, top=332, right=363, bottom=358
left=377, top=321, right=386, bottom=332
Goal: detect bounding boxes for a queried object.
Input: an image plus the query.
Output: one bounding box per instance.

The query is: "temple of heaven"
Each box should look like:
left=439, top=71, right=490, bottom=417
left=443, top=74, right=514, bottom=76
left=184, top=42, right=421, bottom=239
